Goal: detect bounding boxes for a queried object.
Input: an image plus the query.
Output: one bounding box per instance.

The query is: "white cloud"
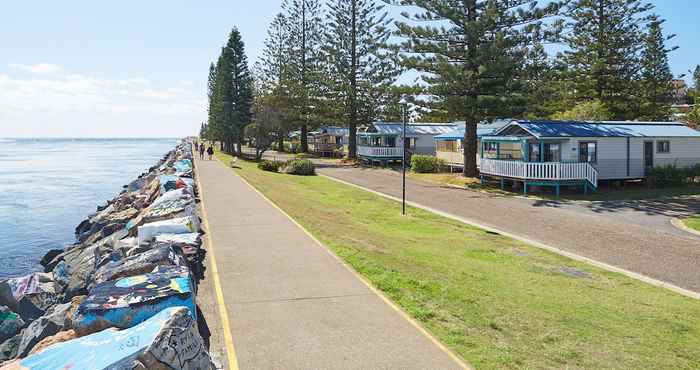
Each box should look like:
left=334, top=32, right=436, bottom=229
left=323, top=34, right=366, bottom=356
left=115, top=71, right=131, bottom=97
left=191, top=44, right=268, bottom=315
left=0, top=65, right=206, bottom=138
left=9, top=63, right=63, bottom=75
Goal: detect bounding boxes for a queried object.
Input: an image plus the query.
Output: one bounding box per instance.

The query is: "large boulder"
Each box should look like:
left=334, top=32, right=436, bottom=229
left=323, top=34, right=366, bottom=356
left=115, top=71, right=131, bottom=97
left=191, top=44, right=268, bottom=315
left=27, top=330, right=77, bottom=356
left=0, top=273, right=58, bottom=313
left=14, top=303, right=71, bottom=358
left=0, top=334, right=21, bottom=362
left=0, top=307, right=24, bottom=344
left=5, top=307, right=212, bottom=370
left=137, top=216, right=200, bottom=246
left=92, top=245, right=186, bottom=286
left=16, top=292, right=59, bottom=323
left=73, top=266, right=195, bottom=336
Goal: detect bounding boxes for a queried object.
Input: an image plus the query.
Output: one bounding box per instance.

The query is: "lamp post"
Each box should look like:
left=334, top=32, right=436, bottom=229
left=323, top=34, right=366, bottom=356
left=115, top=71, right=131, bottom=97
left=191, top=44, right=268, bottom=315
left=400, top=97, right=408, bottom=215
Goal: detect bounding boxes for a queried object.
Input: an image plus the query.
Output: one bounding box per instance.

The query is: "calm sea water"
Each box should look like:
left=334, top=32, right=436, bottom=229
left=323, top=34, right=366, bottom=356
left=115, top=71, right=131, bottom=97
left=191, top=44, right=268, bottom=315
left=0, top=138, right=180, bottom=278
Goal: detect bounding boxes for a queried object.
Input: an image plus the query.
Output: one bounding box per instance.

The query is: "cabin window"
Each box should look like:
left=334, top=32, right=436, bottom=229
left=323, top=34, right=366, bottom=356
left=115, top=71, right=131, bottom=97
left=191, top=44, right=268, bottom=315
left=544, top=143, right=561, bottom=162
left=484, top=142, right=499, bottom=158
left=657, top=141, right=670, bottom=153
left=386, top=136, right=397, bottom=147
left=359, top=136, right=368, bottom=146
left=579, top=142, right=597, bottom=163
left=437, top=140, right=458, bottom=152
left=371, top=136, right=382, bottom=146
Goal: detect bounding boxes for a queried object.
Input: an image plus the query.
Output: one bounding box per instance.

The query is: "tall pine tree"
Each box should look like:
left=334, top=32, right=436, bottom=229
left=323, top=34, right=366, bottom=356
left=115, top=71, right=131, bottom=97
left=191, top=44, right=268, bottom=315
left=394, top=0, right=565, bottom=176
left=224, top=28, right=254, bottom=155
left=563, top=0, right=653, bottom=120
left=256, top=13, right=294, bottom=152
left=323, top=0, right=399, bottom=159
left=639, top=15, right=675, bottom=121
left=284, top=0, right=326, bottom=152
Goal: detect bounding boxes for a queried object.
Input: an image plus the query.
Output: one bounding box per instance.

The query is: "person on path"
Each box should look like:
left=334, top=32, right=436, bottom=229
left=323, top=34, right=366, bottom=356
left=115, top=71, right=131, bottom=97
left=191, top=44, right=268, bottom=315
left=207, top=145, right=214, bottom=160
left=199, top=143, right=205, bottom=159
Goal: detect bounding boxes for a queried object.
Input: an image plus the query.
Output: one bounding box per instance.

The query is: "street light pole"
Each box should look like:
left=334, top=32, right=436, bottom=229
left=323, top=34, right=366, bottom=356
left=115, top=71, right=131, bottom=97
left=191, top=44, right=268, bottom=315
left=401, top=97, right=407, bottom=216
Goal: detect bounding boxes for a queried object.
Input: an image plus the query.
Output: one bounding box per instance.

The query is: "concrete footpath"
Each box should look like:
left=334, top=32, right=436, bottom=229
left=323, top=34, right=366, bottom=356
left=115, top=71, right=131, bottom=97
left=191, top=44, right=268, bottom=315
left=194, top=157, right=465, bottom=370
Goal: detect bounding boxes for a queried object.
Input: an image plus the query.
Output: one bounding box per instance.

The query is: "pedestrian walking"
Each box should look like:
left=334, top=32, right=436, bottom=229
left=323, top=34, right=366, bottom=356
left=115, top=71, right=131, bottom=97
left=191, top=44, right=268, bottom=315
left=206, top=145, right=214, bottom=160
left=199, top=143, right=205, bottom=159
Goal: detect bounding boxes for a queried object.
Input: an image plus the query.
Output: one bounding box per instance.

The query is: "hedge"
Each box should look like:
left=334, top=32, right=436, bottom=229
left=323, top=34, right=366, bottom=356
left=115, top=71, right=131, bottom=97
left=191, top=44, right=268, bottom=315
left=410, top=155, right=446, bottom=173
left=281, top=159, right=316, bottom=175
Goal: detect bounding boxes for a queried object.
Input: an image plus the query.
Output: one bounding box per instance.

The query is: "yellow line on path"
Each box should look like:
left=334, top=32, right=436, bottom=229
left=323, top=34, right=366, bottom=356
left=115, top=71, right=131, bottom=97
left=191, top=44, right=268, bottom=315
left=195, top=163, right=240, bottom=370
left=222, top=158, right=471, bottom=370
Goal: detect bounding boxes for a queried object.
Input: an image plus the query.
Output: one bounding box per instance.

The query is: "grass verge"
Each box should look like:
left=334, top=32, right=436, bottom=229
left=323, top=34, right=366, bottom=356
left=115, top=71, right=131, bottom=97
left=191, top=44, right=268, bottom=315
left=215, top=151, right=700, bottom=369
left=683, top=216, right=700, bottom=232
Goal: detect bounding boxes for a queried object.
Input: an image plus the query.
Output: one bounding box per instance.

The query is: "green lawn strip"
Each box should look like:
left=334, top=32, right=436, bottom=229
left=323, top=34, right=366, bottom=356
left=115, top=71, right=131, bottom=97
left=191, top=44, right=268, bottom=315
left=215, top=151, right=700, bottom=370
left=684, top=216, right=700, bottom=232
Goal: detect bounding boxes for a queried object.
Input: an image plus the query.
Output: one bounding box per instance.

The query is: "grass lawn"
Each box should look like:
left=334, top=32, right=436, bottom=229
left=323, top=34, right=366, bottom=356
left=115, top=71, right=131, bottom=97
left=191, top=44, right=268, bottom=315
left=684, top=216, right=700, bottom=232
left=215, top=151, right=700, bottom=369
left=409, top=171, right=700, bottom=201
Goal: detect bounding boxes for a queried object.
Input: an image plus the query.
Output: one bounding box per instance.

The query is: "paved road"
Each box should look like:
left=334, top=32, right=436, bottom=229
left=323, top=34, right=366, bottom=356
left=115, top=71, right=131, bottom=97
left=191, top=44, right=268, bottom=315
left=195, top=157, right=464, bottom=369
left=318, top=166, right=700, bottom=294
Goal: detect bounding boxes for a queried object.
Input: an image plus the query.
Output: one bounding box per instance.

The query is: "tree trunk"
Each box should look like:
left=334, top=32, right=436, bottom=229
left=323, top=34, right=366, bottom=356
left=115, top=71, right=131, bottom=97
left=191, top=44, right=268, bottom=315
left=463, top=117, right=478, bottom=177
left=238, top=134, right=245, bottom=157
left=300, top=124, right=308, bottom=153
left=277, top=129, right=285, bottom=152
left=462, top=0, right=478, bottom=178
left=347, top=0, right=358, bottom=160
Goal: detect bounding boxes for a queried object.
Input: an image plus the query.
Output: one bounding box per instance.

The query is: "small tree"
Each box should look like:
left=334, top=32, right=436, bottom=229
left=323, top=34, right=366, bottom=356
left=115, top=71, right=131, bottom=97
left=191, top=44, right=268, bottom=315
left=250, top=97, right=284, bottom=160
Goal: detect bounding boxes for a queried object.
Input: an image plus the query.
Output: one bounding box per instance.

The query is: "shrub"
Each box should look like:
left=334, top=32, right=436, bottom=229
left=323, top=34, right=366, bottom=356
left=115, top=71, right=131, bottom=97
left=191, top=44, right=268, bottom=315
left=257, top=160, right=283, bottom=172
left=410, top=155, right=446, bottom=173
left=281, top=159, right=316, bottom=175
left=296, top=153, right=314, bottom=159
left=648, top=164, right=700, bottom=187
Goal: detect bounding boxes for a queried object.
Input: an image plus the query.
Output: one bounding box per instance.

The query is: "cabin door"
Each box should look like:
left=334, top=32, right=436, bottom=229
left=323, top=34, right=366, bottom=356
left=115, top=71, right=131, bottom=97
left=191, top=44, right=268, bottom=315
left=643, top=141, right=654, bottom=174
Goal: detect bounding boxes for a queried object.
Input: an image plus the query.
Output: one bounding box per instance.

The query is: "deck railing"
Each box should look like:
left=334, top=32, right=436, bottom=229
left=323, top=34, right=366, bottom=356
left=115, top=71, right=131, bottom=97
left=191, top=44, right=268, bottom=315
left=357, top=146, right=404, bottom=157
left=480, top=158, right=598, bottom=188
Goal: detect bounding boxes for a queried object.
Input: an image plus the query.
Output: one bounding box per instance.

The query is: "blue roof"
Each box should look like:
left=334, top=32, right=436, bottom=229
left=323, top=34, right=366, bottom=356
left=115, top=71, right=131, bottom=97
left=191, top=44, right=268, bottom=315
left=496, top=120, right=700, bottom=138
left=318, top=126, right=348, bottom=136
left=434, top=121, right=509, bottom=140
left=360, top=122, right=457, bottom=136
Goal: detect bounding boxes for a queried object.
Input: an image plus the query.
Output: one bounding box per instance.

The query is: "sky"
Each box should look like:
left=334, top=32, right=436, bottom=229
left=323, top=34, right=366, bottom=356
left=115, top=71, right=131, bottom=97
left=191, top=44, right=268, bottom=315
left=0, top=1, right=697, bottom=138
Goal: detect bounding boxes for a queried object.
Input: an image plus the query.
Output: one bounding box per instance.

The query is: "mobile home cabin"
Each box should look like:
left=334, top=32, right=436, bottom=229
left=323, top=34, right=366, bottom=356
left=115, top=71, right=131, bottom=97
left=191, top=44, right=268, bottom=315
left=478, top=120, right=700, bottom=194
left=310, top=126, right=349, bottom=157
left=434, top=121, right=510, bottom=167
left=357, top=122, right=457, bottom=164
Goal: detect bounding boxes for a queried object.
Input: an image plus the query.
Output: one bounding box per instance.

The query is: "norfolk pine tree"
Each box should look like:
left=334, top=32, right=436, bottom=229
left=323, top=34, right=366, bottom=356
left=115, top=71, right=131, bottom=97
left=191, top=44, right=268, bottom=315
left=256, top=13, right=293, bottom=152
left=284, top=0, right=326, bottom=153
left=639, top=15, right=676, bottom=121
left=323, top=0, right=399, bottom=159
left=563, top=0, right=653, bottom=120
left=394, top=0, right=565, bottom=177
left=224, top=28, right=254, bottom=155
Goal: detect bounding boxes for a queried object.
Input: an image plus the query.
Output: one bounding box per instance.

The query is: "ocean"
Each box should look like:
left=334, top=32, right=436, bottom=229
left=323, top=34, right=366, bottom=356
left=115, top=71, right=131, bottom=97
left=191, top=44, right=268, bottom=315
left=0, top=138, right=180, bottom=278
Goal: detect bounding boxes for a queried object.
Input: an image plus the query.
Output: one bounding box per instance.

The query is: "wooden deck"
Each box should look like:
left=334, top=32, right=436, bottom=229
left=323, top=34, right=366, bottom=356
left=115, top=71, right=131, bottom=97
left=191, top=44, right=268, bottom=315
left=480, top=158, right=598, bottom=189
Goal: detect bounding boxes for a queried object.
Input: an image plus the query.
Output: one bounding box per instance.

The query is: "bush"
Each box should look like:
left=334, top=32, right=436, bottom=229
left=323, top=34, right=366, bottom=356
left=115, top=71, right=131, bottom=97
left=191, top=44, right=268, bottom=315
left=648, top=164, right=700, bottom=187
left=257, top=160, right=283, bottom=172
left=295, top=153, right=314, bottom=159
left=281, top=159, right=316, bottom=175
left=410, top=155, right=446, bottom=173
